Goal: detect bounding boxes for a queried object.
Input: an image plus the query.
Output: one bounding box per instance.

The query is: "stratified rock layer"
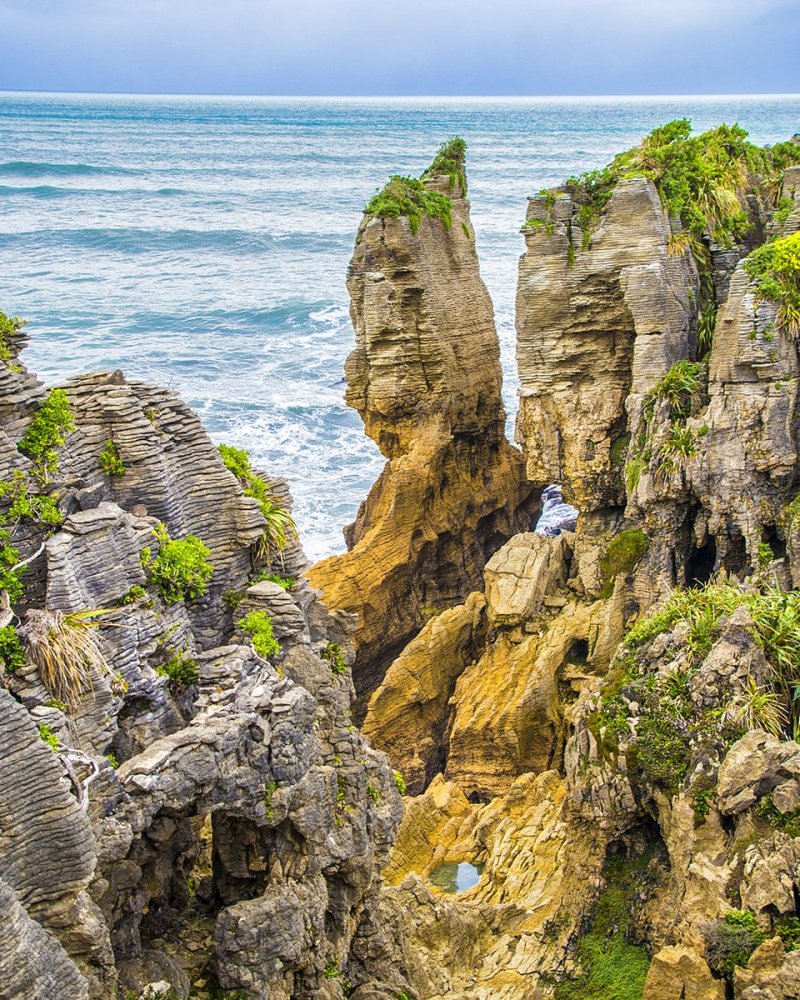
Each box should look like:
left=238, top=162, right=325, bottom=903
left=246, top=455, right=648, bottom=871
left=0, top=336, right=402, bottom=1000
left=308, top=161, right=534, bottom=699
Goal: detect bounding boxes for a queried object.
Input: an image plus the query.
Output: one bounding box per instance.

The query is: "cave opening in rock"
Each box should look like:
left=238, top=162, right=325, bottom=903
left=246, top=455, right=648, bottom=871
left=686, top=537, right=717, bottom=587
left=721, top=533, right=749, bottom=578
left=567, top=638, right=589, bottom=665
left=762, top=523, right=786, bottom=561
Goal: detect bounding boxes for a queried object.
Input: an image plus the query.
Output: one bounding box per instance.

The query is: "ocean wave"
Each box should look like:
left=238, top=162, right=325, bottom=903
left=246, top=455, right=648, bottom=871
left=0, top=184, right=72, bottom=198
left=6, top=227, right=345, bottom=255
left=0, top=160, right=136, bottom=178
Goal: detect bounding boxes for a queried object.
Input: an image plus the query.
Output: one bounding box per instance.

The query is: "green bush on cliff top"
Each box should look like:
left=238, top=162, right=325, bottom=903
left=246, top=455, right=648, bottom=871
left=564, top=120, right=800, bottom=250
left=743, top=231, right=800, bottom=336
left=365, top=175, right=453, bottom=235
left=18, top=388, right=75, bottom=484
left=365, top=136, right=468, bottom=233
left=422, top=135, right=468, bottom=194
left=0, top=310, right=24, bottom=362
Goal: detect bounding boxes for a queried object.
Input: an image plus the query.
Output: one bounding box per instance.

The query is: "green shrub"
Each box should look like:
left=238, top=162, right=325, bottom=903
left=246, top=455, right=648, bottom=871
left=599, top=528, right=649, bottom=598
left=218, top=444, right=297, bottom=562
left=365, top=175, right=453, bottom=235
left=0, top=624, right=25, bottom=673
left=105, top=752, right=119, bottom=769
left=705, top=910, right=765, bottom=978
left=321, top=640, right=347, bottom=676
left=0, top=470, right=62, bottom=526
left=98, top=440, right=126, bottom=477
left=0, top=529, right=24, bottom=603
left=237, top=610, right=280, bottom=659
left=367, top=784, right=380, bottom=804
left=776, top=914, right=800, bottom=951
left=757, top=541, right=775, bottom=568
left=743, top=232, right=800, bottom=336
left=119, top=585, right=147, bottom=605
left=142, top=523, right=213, bottom=604
left=0, top=310, right=24, bottom=362
left=37, top=723, right=59, bottom=752
left=628, top=715, right=690, bottom=793
left=323, top=961, right=340, bottom=979
left=421, top=135, right=467, bottom=194
left=155, top=651, right=199, bottom=690
left=393, top=769, right=406, bottom=796
left=18, top=388, right=75, bottom=483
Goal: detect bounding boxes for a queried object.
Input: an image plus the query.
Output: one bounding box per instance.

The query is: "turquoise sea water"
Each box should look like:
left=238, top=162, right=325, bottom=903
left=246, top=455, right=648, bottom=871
left=1, top=93, right=798, bottom=559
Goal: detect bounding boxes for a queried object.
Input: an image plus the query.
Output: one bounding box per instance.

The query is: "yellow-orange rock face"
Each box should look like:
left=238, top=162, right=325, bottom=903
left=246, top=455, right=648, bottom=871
left=308, top=166, right=533, bottom=697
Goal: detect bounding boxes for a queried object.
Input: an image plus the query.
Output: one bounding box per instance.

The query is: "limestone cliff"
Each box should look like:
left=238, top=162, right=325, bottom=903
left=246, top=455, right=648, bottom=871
left=349, top=124, right=800, bottom=1000
left=0, top=324, right=402, bottom=1000
left=307, top=140, right=535, bottom=698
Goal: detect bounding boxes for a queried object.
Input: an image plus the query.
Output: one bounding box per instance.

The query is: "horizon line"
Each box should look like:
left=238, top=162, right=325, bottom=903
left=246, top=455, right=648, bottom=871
left=2, top=89, right=800, bottom=102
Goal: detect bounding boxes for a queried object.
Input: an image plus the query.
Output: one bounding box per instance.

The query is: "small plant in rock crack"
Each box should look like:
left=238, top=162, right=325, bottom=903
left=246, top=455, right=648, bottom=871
left=321, top=640, right=347, bottom=676
left=0, top=623, right=25, bottom=673
left=37, top=723, right=59, bottom=752
left=263, top=780, right=277, bottom=821
left=155, top=651, right=199, bottom=691
left=98, top=439, right=126, bottom=477
left=237, top=610, right=280, bottom=659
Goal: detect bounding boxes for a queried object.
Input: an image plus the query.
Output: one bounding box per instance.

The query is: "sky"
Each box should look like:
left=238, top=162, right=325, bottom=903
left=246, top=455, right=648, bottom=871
left=0, top=0, right=798, bottom=96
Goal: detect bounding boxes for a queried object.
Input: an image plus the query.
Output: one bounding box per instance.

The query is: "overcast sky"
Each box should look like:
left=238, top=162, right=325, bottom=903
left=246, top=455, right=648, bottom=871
left=0, top=0, right=798, bottom=96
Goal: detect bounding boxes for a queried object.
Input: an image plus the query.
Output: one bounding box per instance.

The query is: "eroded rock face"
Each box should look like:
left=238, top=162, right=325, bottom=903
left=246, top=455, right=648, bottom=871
left=516, top=179, right=697, bottom=512
left=0, top=337, right=402, bottom=1000
left=307, top=156, right=534, bottom=699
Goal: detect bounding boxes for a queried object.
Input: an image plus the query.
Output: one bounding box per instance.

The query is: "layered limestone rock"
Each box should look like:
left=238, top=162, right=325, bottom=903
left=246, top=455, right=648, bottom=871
left=516, top=178, right=697, bottom=512
left=308, top=146, right=534, bottom=698
left=348, top=134, right=800, bottom=1000
left=0, top=331, right=402, bottom=1000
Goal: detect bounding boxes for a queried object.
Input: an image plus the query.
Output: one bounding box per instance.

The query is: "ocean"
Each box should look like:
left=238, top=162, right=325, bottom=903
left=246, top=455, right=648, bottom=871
left=1, top=93, right=798, bottom=560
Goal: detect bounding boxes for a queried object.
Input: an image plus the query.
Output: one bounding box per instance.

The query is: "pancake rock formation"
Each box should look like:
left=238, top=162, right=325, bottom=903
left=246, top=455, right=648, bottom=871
left=307, top=139, right=535, bottom=700
left=0, top=321, right=402, bottom=1000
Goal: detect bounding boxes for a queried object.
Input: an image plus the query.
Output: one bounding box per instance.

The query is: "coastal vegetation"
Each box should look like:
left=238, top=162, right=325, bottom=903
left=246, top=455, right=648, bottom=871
left=155, top=651, right=199, bottom=690
left=141, top=523, right=214, bottom=604
left=0, top=309, right=23, bottom=363
left=19, top=608, right=110, bottom=708
left=218, top=443, right=297, bottom=562
left=18, top=388, right=74, bottom=484
left=98, top=439, right=126, bottom=477
left=237, top=609, right=280, bottom=659
left=365, top=136, right=468, bottom=233
left=743, top=231, right=800, bottom=335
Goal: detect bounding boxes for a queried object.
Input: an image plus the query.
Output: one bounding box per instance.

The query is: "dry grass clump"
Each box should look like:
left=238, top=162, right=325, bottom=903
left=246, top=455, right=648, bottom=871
left=20, top=608, right=111, bottom=707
